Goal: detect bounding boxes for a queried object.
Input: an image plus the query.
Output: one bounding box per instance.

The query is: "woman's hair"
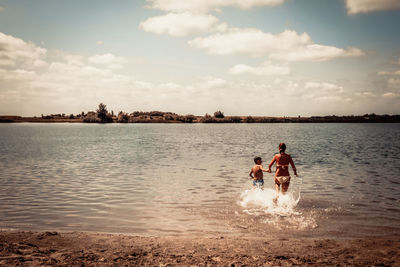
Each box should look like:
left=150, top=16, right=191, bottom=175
left=279, top=143, right=286, bottom=154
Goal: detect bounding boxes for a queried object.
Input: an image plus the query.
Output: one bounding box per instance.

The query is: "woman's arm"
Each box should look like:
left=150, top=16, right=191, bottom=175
left=268, top=156, right=276, bottom=172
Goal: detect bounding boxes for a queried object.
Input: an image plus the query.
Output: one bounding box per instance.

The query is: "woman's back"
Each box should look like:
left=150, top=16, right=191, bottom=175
left=275, top=153, right=293, bottom=176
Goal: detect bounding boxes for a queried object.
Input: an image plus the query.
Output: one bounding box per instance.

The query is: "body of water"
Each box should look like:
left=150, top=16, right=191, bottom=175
left=0, top=123, right=399, bottom=238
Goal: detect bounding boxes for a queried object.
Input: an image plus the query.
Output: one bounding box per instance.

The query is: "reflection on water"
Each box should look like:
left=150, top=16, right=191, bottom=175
left=0, top=123, right=400, bottom=238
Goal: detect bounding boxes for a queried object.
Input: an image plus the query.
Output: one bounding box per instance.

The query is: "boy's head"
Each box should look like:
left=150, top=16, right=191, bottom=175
left=254, top=156, right=262, bottom=164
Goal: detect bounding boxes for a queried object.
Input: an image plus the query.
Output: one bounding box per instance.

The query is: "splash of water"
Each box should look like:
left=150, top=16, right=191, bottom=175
left=239, top=188, right=300, bottom=216
left=237, top=178, right=318, bottom=231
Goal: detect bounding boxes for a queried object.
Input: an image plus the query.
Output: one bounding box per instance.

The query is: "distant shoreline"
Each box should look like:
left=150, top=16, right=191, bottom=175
left=1, top=114, right=400, bottom=123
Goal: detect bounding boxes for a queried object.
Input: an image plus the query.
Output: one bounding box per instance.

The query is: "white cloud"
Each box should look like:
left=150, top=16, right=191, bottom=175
left=345, top=0, right=400, bottom=14
left=305, top=82, right=344, bottom=93
left=189, top=28, right=364, bottom=61
left=382, top=92, right=398, bottom=98
left=0, top=58, right=14, bottom=67
left=298, top=81, right=350, bottom=104
left=270, top=45, right=363, bottom=62
left=0, top=32, right=397, bottom=117
left=97, top=40, right=104, bottom=45
left=189, top=29, right=310, bottom=56
left=378, top=71, right=391, bottom=75
left=378, top=70, right=400, bottom=76
left=146, top=0, right=286, bottom=13
left=88, top=53, right=126, bottom=65
left=59, top=53, right=85, bottom=66
left=0, top=32, right=47, bottom=67
left=33, top=59, right=48, bottom=68
left=156, top=82, right=183, bottom=92
left=0, top=68, right=37, bottom=81
left=139, top=12, right=221, bottom=36
left=200, top=77, right=227, bottom=89
left=358, top=91, right=376, bottom=97
left=87, top=53, right=127, bottom=69
left=0, top=33, right=134, bottom=113
left=229, top=61, right=290, bottom=75
left=0, top=32, right=235, bottom=115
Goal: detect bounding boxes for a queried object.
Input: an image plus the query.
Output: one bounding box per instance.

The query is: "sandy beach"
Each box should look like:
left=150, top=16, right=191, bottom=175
left=0, top=231, right=399, bottom=266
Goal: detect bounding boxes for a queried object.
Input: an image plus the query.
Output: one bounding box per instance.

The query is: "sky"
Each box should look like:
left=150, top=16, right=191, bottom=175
left=0, top=0, right=400, bottom=116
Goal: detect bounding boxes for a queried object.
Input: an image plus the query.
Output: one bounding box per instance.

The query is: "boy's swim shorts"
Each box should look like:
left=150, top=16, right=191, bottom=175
left=253, top=179, right=264, bottom=187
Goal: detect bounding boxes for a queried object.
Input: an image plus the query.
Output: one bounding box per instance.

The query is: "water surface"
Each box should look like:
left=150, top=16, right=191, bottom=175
left=0, top=123, right=399, bottom=238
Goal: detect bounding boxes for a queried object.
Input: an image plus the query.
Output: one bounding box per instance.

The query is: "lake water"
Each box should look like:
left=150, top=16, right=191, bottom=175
left=0, top=123, right=399, bottom=238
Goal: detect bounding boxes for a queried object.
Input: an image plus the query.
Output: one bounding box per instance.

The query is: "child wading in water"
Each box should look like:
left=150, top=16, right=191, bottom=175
left=249, top=157, right=269, bottom=189
left=268, top=143, right=298, bottom=194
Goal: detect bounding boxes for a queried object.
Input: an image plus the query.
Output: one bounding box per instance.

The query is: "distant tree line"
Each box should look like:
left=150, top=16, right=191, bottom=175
left=12, top=103, right=397, bottom=124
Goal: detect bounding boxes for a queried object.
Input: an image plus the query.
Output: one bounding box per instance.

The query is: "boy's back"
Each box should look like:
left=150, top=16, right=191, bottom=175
left=251, top=164, right=264, bottom=180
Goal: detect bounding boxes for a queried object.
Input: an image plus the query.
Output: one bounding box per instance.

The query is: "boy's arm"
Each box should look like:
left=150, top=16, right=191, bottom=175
left=289, top=156, right=297, bottom=176
left=261, top=165, right=269, bottom=172
left=249, top=168, right=254, bottom=179
left=268, top=156, right=276, bottom=172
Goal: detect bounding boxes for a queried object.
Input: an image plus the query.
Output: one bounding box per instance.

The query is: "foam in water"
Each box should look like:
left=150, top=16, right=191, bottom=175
left=237, top=179, right=318, bottom=231
left=239, top=188, right=300, bottom=216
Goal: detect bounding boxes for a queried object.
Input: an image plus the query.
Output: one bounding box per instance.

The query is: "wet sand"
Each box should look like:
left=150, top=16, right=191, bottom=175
left=1, top=231, right=399, bottom=266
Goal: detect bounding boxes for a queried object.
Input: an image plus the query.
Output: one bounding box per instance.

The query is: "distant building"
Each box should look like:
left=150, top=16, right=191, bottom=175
left=86, top=111, right=96, bottom=118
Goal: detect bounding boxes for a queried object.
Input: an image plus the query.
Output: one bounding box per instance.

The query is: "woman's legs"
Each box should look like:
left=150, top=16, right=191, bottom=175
left=275, top=180, right=290, bottom=194
left=282, top=182, right=290, bottom=193
left=275, top=183, right=280, bottom=194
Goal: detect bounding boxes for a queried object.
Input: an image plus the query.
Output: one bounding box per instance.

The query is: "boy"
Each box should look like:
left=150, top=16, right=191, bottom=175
left=249, top=156, right=268, bottom=189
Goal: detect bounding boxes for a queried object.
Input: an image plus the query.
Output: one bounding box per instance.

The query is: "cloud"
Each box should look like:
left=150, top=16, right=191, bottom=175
left=0, top=6, right=4, bottom=12
left=194, top=76, right=227, bottom=90
left=139, top=12, right=221, bottom=36
left=203, top=77, right=227, bottom=88
left=382, top=92, right=398, bottom=98
left=189, top=28, right=364, bottom=61
left=59, top=53, right=85, bottom=66
left=0, top=32, right=235, bottom=115
left=87, top=53, right=127, bottom=69
left=146, top=0, right=286, bottom=13
left=378, top=71, right=391, bottom=75
left=345, top=0, right=400, bottom=14
left=0, top=33, right=133, bottom=114
left=97, top=40, right=104, bottom=45
left=356, top=91, right=376, bottom=97
left=305, top=82, right=344, bottom=93
left=270, top=45, right=363, bottom=62
left=0, top=32, right=47, bottom=68
left=298, top=81, right=350, bottom=104
left=378, top=70, right=400, bottom=76
left=228, top=61, right=290, bottom=75
left=0, top=68, right=37, bottom=81
left=33, top=59, right=48, bottom=68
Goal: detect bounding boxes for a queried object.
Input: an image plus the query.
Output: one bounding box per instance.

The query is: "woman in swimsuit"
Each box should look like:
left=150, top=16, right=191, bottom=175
left=268, top=143, right=298, bottom=194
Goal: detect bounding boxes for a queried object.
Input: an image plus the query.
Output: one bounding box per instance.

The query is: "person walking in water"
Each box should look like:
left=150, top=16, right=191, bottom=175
left=268, top=143, right=297, bottom=194
left=249, top=156, right=269, bottom=190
